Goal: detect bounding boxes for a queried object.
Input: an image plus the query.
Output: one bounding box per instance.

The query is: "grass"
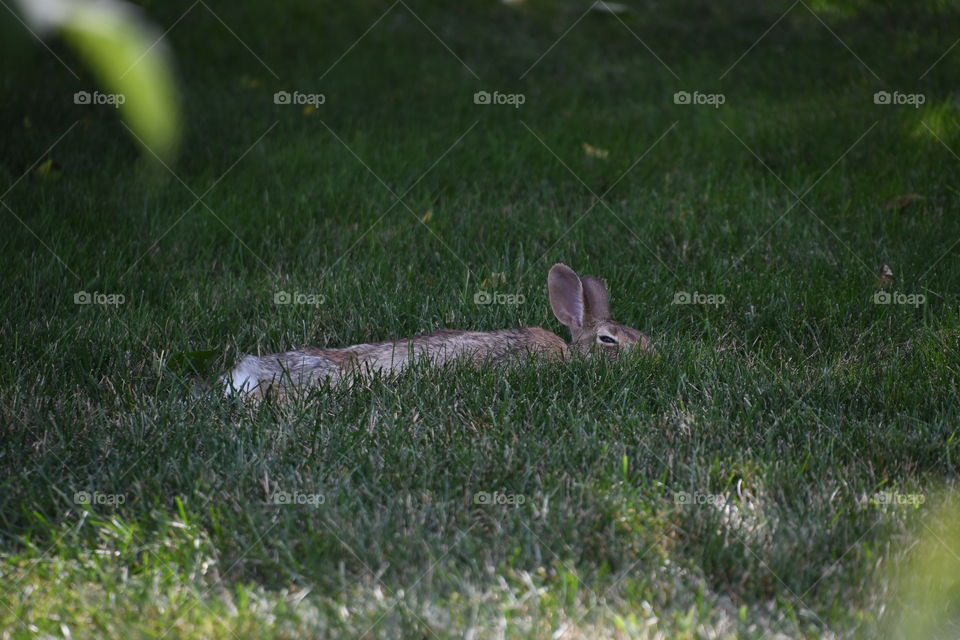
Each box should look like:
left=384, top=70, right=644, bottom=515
left=2, top=0, right=960, bottom=637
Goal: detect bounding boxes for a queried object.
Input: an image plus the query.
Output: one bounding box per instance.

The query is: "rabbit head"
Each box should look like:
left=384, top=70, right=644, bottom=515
left=548, top=263, right=651, bottom=357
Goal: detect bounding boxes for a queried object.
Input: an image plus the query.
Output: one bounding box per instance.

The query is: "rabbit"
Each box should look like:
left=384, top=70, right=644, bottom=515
left=222, top=263, right=651, bottom=398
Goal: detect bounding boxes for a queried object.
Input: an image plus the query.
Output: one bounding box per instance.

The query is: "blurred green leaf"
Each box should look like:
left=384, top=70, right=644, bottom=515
left=17, top=0, right=180, bottom=162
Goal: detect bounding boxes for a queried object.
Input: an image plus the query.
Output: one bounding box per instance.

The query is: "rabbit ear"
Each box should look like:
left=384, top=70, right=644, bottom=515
left=548, top=264, right=585, bottom=330
left=580, top=275, right=610, bottom=322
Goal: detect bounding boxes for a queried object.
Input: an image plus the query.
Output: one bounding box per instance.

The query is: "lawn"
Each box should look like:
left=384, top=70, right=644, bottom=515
left=2, top=0, right=960, bottom=637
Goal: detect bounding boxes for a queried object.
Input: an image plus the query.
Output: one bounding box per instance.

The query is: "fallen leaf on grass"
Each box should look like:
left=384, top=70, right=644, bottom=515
left=887, top=193, right=925, bottom=211
left=33, top=158, right=62, bottom=180
left=582, top=142, right=609, bottom=159
left=480, top=272, right=507, bottom=289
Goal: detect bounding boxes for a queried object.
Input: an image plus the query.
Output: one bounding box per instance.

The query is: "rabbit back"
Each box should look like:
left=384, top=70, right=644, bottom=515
left=223, top=327, right=567, bottom=397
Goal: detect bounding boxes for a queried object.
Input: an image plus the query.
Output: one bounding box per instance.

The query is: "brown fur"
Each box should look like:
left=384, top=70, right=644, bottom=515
left=222, top=264, right=649, bottom=398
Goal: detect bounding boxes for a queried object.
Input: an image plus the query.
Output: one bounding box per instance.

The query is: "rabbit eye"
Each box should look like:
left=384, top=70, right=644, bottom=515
left=599, top=335, right=617, bottom=344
